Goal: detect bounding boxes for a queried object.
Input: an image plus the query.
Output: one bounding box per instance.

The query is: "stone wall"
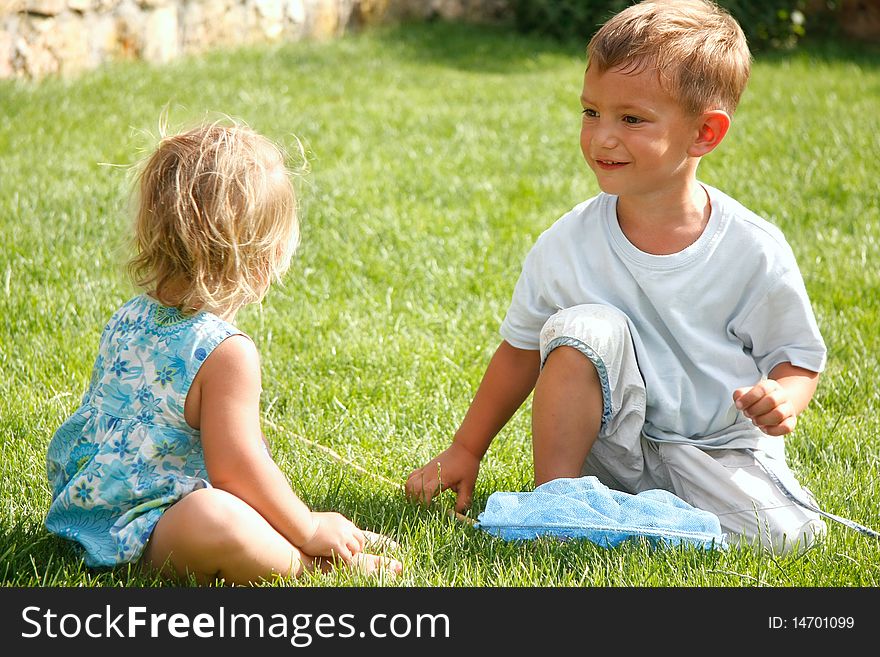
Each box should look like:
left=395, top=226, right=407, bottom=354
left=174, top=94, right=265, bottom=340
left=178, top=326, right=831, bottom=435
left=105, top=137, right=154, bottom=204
left=0, top=0, right=510, bottom=79
left=838, top=0, right=880, bottom=42
left=5, top=0, right=870, bottom=81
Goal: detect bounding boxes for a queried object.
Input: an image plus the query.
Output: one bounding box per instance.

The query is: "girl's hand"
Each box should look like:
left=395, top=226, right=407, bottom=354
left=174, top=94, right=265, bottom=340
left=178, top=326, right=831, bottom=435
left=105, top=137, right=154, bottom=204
left=733, top=379, right=797, bottom=436
left=299, top=512, right=366, bottom=563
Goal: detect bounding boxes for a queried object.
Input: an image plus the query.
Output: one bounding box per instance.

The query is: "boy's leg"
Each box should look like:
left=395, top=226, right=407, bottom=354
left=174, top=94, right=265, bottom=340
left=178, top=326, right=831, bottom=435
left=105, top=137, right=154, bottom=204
left=534, top=304, right=656, bottom=491
left=532, top=345, right=603, bottom=484
left=656, top=442, right=826, bottom=554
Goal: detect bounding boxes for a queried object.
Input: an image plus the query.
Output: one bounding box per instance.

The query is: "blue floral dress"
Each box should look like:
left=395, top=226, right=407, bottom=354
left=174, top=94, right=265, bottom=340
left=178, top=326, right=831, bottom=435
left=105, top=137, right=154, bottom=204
left=45, top=294, right=244, bottom=567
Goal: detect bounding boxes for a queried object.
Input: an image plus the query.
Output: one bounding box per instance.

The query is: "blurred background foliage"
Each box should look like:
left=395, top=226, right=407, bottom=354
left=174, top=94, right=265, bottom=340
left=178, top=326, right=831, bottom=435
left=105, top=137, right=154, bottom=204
left=508, top=1, right=856, bottom=51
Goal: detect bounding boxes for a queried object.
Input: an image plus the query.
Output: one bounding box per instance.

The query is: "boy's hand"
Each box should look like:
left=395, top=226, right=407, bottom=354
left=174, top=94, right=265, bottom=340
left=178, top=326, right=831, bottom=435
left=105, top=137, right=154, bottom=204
left=405, top=442, right=481, bottom=513
left=299, top=512, right=366, bottom=563
left=733, top=379, right=797, bottom=436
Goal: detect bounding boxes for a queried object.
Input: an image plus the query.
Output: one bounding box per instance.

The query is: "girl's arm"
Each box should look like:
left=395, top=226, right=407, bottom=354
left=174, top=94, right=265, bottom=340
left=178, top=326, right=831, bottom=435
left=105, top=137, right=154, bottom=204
left=192, top=336, right=365, bottom=561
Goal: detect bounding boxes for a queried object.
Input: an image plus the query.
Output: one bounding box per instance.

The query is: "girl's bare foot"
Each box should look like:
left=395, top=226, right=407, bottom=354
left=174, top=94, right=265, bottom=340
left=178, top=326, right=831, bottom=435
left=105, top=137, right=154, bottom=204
left=314, top=552, right=403, bottom=576
left=352, top=552, right=403, bottom=575
left=363, top=530, right=400, bottom=552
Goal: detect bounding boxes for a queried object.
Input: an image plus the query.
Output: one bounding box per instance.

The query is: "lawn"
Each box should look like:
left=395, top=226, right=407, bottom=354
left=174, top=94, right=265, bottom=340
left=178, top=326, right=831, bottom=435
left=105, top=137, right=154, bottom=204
left=0, top=21, right=878, bottom=587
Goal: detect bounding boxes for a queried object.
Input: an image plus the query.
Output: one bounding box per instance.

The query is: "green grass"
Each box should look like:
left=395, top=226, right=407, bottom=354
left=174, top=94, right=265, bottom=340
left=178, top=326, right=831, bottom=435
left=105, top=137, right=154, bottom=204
left=1, top=22, right=878, bottom=587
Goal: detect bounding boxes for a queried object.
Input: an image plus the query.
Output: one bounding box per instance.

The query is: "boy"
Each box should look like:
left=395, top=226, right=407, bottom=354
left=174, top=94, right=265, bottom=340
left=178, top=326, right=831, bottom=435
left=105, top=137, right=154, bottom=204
left=405, top=0, right=827, bottom=554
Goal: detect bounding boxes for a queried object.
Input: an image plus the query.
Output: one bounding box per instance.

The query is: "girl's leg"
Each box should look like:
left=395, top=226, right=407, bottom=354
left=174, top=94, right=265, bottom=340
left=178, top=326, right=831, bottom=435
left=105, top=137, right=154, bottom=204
left=142, top=488, right=401, bottom=585
left=532, top=345, right=603, bottom=486
left=142, top=487, right=309, bottom=585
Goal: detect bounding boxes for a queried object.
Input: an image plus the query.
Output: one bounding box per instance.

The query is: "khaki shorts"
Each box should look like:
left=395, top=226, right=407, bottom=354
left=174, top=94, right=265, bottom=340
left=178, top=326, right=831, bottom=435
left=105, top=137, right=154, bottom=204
left=539, top=304, right=826, bottom=555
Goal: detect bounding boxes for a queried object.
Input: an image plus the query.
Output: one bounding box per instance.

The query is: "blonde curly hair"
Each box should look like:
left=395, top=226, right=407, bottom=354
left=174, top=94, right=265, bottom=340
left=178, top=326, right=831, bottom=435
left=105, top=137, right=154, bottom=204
left=128, top=119, right=300, bottom=316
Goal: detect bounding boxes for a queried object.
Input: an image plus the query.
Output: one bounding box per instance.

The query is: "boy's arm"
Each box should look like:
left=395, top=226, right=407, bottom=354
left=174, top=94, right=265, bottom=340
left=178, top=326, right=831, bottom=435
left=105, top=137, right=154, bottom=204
left=405, top=340, right=541, bottom=512
left=733, top=362, right=820, bottom=436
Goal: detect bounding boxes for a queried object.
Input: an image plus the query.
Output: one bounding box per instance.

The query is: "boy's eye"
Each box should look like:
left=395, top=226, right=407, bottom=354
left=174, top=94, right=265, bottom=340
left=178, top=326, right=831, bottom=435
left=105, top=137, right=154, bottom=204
left=582, top=108, right=599, bottom=118
left=622, top=115, right=643, bottom=124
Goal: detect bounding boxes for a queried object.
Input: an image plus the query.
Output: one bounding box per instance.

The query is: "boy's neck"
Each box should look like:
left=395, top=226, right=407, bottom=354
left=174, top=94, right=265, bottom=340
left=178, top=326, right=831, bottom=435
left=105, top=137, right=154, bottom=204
left=614, top=181, right=711, bottom=256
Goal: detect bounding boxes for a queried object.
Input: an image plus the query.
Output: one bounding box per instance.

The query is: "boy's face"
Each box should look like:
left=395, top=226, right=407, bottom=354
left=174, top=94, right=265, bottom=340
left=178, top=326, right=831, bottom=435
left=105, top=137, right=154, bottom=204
left=580, top=63, right=703, bottom=199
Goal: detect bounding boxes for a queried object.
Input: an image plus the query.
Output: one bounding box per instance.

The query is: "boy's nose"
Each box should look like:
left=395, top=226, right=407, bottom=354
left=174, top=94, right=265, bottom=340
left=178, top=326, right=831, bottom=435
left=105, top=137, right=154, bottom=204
left=591, top=122, right=619, bottom=149
left=581, top=116, right=618, bottom=150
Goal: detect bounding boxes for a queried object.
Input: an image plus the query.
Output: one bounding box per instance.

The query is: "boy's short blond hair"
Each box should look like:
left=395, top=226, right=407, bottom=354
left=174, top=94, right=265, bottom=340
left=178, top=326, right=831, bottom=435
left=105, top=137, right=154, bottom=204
left=128, top=120, right=300, bottom=315
left=587, top=0, right=751, bottom=115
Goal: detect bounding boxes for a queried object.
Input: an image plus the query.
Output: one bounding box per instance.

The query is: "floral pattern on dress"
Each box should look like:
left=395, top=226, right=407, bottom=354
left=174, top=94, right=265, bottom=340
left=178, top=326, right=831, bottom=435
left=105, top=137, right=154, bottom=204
left=45, top=295, right=242, bottom=567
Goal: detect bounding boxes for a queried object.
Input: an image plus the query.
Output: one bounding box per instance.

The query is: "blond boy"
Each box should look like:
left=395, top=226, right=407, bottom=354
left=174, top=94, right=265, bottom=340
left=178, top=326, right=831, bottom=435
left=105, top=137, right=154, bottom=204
left=406, top=0, right=827, bottom=554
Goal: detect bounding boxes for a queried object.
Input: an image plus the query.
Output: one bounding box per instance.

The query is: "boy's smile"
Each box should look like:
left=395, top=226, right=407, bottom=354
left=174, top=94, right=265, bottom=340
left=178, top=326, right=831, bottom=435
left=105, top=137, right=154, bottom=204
left=580, top=63, right=703, bottom=201
left=594, top=159, right=629, bottom=170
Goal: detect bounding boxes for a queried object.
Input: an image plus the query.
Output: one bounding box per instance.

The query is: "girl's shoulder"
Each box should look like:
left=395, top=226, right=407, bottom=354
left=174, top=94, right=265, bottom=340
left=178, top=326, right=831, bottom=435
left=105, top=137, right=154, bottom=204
left=103, top=294, right=244, bottom=347
left=89, top=295, right=248, bottom=424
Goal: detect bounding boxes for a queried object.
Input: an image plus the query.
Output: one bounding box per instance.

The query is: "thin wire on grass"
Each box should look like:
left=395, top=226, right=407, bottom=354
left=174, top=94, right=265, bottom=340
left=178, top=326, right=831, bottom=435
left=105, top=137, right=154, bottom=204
left=262, top=417, right=475, bottom=526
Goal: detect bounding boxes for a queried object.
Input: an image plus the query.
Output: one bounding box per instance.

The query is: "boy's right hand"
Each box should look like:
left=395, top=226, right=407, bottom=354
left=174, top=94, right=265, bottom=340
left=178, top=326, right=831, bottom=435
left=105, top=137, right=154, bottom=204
left=299, top=511, right=366, bottom=563
left=405, top=442, right=480, bottom=512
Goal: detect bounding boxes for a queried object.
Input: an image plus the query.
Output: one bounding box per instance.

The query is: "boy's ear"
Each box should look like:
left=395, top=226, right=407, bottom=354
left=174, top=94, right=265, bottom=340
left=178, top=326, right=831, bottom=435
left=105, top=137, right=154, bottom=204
left=688, top=110, right=731, bottom=157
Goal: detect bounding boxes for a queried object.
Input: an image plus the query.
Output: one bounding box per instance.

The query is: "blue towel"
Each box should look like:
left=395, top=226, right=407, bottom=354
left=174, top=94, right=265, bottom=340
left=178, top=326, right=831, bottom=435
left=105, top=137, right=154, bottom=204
left=476, top=476, right=726, bottom=550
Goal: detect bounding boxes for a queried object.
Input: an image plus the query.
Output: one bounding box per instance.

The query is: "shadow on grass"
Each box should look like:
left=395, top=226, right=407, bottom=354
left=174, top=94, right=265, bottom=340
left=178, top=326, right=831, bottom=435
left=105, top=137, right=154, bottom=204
left=1, top=494, right=738, bottom=587
left=756, top=36, right=880, bottom=68
left=0, top=488, right=421, bottom=587
left=366, top=20, right=584, bottom=73
left=0, top=520, right=153, bottom=586
left=364, top=20, right=879, bottom=73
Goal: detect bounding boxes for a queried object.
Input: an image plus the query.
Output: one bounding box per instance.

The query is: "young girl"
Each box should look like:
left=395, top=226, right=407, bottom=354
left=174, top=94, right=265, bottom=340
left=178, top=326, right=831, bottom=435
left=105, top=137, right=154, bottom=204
left=45, top=120, right=402, bottom=584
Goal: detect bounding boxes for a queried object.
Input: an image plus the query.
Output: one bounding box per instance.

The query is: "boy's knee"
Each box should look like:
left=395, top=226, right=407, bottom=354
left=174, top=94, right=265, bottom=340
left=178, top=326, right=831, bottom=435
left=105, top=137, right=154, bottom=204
left=540, top=304, right=630, bottom=356
left=725, top=511, right=827, bottom=556
left=541, top=343, right=596, bottom=372
left=768, top=516, right=826, bottom=556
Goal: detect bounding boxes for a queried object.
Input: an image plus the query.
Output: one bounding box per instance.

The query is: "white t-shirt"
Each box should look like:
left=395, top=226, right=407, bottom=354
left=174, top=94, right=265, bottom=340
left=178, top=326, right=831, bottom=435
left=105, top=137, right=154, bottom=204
left=500, top=184, right=827, bottom=449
